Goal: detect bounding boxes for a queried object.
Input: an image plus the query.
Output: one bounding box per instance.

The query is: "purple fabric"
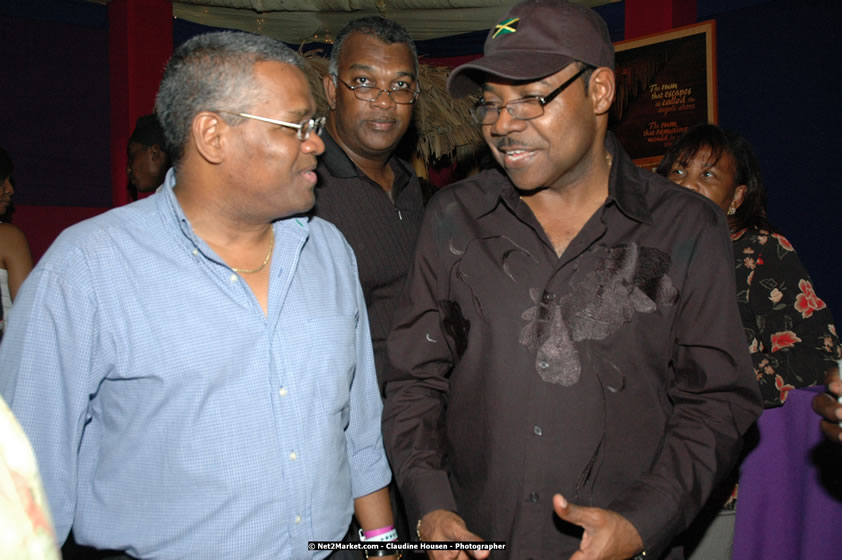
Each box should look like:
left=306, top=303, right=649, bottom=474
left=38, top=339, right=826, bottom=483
left=733, top=386, right=842, bottom=559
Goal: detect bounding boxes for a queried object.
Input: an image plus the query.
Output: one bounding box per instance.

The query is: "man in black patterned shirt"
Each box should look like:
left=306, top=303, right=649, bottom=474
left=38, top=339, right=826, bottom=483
left=381, top=2, right=762, bottom=559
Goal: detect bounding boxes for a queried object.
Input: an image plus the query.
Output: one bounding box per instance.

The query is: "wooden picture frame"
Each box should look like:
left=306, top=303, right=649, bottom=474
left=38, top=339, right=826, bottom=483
left=610, top=21, right=717, bottom=169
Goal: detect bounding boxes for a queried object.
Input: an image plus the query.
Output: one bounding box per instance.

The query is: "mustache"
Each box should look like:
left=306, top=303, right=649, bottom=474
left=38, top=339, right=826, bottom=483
left=297, top=156, right=319, bottom=172
left=493, top=137, right=534, bottom=151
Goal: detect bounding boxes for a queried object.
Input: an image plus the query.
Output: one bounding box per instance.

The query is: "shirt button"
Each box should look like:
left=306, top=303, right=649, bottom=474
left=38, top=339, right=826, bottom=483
left=289, top=451, right=297, bottom=461
left=528, top=492, right=539, bottom=503
left=229, top=274, right=238, bottom=283
left=279, top=387, right=288, bottom=397
left=538, top=360, right=549, bottom=369
left=533, top=425, right=543, bottom=436
left=192, top=248, right=198, bottom=256
left=295, top=515, right=302, bottom=524
left=542, top=292, right=556, bottom=303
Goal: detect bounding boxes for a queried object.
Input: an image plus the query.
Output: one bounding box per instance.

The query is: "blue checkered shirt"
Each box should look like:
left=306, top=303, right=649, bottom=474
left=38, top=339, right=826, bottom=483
left=0, top=172, right=391, bottom=559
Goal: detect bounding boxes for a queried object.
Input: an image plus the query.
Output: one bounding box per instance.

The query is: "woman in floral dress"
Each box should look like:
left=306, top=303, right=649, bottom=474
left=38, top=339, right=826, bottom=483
left=656, top=123, right=840, bottom=559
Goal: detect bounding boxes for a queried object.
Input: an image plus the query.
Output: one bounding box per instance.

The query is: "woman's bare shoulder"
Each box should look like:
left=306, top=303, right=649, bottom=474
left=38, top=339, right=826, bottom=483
left=0, top=223, right=31, bottom=260
left=0, top=222, right=28, bottom=240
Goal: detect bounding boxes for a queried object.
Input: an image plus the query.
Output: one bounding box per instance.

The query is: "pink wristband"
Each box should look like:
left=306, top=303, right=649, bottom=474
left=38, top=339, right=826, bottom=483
left=359, top=525, right=398, bottom=543
left=363, top=525, right=395, bottom=539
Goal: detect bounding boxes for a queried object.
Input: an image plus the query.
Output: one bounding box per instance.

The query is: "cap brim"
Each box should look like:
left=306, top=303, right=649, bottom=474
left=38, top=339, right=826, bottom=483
left=446, top=52, right=575, bottom=98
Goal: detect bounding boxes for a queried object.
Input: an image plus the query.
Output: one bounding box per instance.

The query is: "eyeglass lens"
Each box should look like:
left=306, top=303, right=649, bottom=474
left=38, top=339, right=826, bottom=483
left=352, top=86, right=416, bottom=104
left=335, top=76, right=417, bottom=104
left=301, top=117, right=326, bottom=140
left=473, top=66, right=589, bottom=125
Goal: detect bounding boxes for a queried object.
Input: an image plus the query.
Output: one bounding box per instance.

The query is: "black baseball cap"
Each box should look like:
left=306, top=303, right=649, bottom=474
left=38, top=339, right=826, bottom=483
left=447, top=0, right=614, bottom=98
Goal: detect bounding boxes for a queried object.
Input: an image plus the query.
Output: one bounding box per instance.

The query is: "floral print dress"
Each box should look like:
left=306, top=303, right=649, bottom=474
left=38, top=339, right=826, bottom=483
left=707, top=227, right=842, bottom=513
left=733, top=226, right=841, bottom=408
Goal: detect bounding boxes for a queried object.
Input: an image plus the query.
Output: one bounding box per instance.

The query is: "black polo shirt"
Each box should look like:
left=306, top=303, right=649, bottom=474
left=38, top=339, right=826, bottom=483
left=312, top=131, right=425, bottom=381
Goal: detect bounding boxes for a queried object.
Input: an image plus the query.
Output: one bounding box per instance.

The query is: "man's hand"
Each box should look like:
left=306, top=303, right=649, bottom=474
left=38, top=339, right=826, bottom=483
left=813, top=366, right=842, bottom=443
left=553, top=494, right=644, bottom=560
left=418, top=509, right=490, bottom=559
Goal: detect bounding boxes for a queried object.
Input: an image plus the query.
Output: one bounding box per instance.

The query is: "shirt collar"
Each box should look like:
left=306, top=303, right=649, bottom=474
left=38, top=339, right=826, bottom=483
left=605, top=132, right=653, bottom=225
left=319, top=130, right=413, bottom=195
left=157, top=167, right=199, bottom=246
left=320, top=131, right=358, bottom=179
left=466, top=132, right=653, bottom=225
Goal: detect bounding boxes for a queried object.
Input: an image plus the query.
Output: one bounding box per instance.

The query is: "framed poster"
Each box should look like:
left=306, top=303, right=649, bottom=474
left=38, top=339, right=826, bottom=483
left=610, top=21, right=717, bottom=169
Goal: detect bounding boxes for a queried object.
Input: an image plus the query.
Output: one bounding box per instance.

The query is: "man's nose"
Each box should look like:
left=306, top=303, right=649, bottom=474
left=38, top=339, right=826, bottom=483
left=370, top=89, right=397, bottom=110
left=303, top=133, right=325, bottom=156
left=490, top=107, right=527, bottom=136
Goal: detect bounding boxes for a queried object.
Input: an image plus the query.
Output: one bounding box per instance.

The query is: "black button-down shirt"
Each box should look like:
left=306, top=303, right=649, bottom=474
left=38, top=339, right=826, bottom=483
left=382, top=134, right=762, bottom=559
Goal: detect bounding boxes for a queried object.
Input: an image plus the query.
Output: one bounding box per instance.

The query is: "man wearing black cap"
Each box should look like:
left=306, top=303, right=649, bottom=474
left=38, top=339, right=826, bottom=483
left=381, top=1, right=761, bottom=559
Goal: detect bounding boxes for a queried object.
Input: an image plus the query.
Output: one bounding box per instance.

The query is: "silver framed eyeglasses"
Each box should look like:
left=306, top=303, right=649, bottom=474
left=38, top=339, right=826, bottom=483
left=332, top=74, right=419, bottom=105
left=216, top=110, right=326, bottom=141
left=471, top=65, right=591, bottom=125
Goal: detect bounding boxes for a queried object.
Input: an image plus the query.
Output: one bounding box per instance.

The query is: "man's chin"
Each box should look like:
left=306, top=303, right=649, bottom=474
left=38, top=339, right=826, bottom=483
left=506, top=171, right=547, bottom=195
left=287, top=193, right=316, bottom=218
left=360, top=130, right=404, bottom=154
left=514, top=185, right=548, bottom=197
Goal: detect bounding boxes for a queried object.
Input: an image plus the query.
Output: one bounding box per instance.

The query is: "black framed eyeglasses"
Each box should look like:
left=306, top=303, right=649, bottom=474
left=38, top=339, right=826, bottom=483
left=471, top=65, right=591, bottom=125
left=332, top=74, right=419, bottom=105
left=216, top=110, right=326, bottom=141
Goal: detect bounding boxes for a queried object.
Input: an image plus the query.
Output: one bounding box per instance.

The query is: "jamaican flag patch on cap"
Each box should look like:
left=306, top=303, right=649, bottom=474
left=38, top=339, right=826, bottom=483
left=492, top=17, right=520, bottom=39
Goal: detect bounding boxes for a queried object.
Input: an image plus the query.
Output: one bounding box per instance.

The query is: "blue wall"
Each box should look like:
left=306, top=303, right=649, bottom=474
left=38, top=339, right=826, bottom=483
left=712, top=0, right=842, bottom=314
left=0, top=2, right=110, bottom=208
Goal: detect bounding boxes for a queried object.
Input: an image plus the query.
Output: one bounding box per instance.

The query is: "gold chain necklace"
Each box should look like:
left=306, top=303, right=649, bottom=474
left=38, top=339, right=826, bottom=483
left=231, top=231, right=274, bottom=274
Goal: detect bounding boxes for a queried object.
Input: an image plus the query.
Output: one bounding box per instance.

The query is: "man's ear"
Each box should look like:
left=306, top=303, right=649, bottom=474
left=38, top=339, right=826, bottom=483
left=191, top=112, right=226, bottom=164
left=150, top=144, right=164, bottom=162
left=323, top=74, right=337, bottom=111
left=589, top=67, right=616, bottom=116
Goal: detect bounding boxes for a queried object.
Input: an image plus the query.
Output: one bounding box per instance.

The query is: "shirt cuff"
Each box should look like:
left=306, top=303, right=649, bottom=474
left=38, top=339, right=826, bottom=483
left=350, top=446, right=393, bottom=499
left=608, top=483, right=683, bottom=559
left=401, top=469, right=458, bottom=538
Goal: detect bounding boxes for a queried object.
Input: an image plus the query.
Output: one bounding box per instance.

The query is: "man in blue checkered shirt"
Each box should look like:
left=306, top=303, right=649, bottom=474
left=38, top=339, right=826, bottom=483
left=0, top=31, right=395, bottom=559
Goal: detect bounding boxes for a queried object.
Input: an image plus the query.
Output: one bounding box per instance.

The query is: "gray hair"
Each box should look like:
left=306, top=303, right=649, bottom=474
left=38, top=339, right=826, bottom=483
left=328, top=16, right=418, bottom=80
left=155, top=31, right=304, bottom=165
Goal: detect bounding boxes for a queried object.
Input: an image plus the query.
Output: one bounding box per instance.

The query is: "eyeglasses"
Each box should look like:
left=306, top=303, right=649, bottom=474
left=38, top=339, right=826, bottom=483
left=216, top=110, right=326, bottom=141
left=332, top=74, right=419, bottom=105
left=471, top=66, right=591, bottom=125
